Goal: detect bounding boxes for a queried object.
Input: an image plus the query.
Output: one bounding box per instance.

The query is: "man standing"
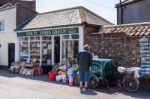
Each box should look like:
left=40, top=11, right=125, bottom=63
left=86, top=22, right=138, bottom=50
left=77, top=44, right=93, bottom=90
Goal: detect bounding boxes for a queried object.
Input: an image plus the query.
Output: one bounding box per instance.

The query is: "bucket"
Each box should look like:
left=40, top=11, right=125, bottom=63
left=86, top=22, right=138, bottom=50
left=48, top=72, right=56, bottom=81
left=69, top=76, right=73, bottom=86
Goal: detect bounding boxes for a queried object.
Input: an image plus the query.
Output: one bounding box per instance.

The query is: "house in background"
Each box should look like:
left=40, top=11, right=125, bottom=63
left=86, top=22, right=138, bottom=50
left=0, top=0, right=36, bottom=11
left=86, top=0, right=150, bottom=70
left=81, top=0, right=150, bottom=90
left=116, top=0, right=150, bottom=24
left=0, top=1, right=37, bottom=67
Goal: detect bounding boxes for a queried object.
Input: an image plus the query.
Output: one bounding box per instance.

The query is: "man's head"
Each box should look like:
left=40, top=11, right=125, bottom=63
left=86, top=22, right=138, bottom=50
left=83, top=44, right=90, bottom=51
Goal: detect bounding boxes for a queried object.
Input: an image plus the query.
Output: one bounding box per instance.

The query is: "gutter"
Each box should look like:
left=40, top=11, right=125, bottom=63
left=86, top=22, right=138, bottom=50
left=15, top=13, right=38, bottom=31
left=120, top=0, right=123, bottom=24
left=116, top=0, right=143, bottom=8
left=16, top=22, right=101, bottom=32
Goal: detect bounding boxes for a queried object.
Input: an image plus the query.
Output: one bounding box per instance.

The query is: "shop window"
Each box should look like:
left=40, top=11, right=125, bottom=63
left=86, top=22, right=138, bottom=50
left=0, top=20, right=5, bottom=32
left=71, top=34, right=79, bottom=39
left=42, top=36, right=52, bottom=65
left=19, top=37, right=29, bottom=62
left=19, top=36, right=53, bottom=65
left=30, top=40, right=41, bottom=63
left=62, top=40, right=79, bottom=61
left=63, top=35, right=79, bottom=39
left=63, top=35, right=69, bottom=39
left=30, top=36, right=40, bottom=41
left=42, top=36, right=51, bottom=40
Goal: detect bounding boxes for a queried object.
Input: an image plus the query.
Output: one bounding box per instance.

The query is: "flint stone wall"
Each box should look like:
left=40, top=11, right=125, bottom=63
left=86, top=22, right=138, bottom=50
left=85, top=33, right=150, bottom=90
left=85, top=33, right=140, bottom=67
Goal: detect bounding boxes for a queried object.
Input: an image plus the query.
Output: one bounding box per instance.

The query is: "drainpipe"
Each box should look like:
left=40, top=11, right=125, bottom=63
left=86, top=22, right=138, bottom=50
left=120, top=0, right=123, bottom=24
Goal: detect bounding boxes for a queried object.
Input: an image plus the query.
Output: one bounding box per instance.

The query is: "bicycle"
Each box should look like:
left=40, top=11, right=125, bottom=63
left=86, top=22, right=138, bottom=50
left=117, top=66, right=140, bottom=92
left=87, top=59, right=140, bottom=93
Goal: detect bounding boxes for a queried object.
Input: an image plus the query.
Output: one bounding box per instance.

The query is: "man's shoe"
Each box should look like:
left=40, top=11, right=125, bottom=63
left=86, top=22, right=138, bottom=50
left=80, top=87, right=83, bottom=92
left=80, top=87, right=82, bottom=90
left=85, top=87, right=89, bottom=90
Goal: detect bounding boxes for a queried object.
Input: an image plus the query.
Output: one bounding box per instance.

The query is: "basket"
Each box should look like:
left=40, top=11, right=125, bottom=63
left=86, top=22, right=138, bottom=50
left=126, top=68, right=134, bottom=76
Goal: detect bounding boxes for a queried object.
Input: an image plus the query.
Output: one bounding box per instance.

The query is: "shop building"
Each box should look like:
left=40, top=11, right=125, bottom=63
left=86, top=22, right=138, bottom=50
left=16, top=6, right=112, bottom=66
left=0, top=2, right=36, bottom=67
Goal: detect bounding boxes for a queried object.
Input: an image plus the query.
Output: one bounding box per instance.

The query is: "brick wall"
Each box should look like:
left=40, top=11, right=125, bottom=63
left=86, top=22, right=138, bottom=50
left=0, top=0, right=36, bottom=11
left=19, top=1, right=36, bottom=11
left=16, top=4, right=37, bottom=26
left=85, top=33, right=140, bottom=67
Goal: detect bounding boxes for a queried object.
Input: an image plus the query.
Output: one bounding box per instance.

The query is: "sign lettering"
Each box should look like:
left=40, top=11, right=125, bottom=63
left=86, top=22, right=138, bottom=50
left=17, top=27, right=79, bottom=37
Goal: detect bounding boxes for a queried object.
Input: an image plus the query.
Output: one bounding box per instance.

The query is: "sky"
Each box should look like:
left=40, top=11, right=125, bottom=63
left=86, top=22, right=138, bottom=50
left=36, top=0, right=119, bottom=24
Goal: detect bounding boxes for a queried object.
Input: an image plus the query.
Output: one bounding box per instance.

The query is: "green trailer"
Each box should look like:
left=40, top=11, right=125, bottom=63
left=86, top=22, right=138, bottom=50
left=88, top=58, right=117, bottom=89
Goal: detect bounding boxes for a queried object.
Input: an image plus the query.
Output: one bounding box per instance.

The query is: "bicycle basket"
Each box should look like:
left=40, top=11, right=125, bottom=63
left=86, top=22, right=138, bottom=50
left=126, top=68, right=134, bottom=76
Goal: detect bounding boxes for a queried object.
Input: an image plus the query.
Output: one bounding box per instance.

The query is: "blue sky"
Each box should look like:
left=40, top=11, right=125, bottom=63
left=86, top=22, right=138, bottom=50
left=36, top=0, right=119, bottom=24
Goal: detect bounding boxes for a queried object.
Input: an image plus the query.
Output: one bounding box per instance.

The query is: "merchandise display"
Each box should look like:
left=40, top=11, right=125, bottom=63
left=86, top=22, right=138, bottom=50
left=9, top=61, right=21, bottom=73
left=19, top=36, right=52, bottom=66
left=19, top=37, right=29, bottom=62
left=30, top=37, right=41, bottom=63
left=9, top=59, right=43, bottom=76
left=139, top=37, right=150, bottom=76
left=49, top=63, right=79, bottom=85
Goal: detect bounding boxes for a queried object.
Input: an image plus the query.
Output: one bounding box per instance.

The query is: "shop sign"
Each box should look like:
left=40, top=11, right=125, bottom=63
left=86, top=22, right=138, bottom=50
left=17, top=27, right=79, bottom=37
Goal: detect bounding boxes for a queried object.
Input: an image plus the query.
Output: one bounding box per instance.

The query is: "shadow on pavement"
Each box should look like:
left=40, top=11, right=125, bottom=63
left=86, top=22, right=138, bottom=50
left=80, top=89, right=97, bottom=95
left=0, top=70, right=150, bottom=98
left=122, top=89, right=150, bottom=99
left=94, top=85, right=150, bottom=99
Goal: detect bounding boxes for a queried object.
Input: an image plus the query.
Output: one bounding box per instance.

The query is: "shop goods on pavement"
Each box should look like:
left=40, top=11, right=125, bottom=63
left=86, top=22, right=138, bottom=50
left=139, top=37, right=150, bottom=77
left=9, top=58, right=43, bottom=76
left=48, top=63, right=79, bottom=86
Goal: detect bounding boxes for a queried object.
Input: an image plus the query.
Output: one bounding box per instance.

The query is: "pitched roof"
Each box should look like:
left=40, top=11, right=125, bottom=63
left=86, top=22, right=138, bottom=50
left=93, top=22, right=150, bottom=36
left=17, top=6, right=112, bottom=31
left=0, top=3, right=15, bottom=11
left=0, top=0, right=36, bottom=11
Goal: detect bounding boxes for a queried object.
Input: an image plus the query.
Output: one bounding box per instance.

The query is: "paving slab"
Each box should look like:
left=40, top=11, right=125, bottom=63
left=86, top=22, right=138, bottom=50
left=0, top=70, right=149, bottom=99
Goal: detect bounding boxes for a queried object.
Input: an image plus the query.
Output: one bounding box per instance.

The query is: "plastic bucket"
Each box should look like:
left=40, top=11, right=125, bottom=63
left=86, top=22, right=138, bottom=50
left=48, top=72, right=56, bottom=81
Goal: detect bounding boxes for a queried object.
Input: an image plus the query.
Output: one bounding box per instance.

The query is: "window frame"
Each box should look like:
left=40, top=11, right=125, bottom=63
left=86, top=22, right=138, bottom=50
left=0, top=20, right=5, bottom=32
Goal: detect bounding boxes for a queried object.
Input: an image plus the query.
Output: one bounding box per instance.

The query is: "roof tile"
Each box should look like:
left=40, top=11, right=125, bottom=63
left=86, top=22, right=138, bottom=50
left=18, top=6, right=112, bottom=30
left=95, top=22, right=150, bottom=36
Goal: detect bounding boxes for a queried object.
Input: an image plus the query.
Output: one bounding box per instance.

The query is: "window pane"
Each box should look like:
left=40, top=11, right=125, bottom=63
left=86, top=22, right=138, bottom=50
left=63, top=35, right=69, bottom=39
left=0, top=20, right=4, bottom=32
left=72, top=35, right=79, bottom=39
left=0, top=22, right=2, bottom=31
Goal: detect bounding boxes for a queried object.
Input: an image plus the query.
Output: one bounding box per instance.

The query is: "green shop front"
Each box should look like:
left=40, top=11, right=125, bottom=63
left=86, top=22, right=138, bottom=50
left=17, top=26, right=84, bottom=67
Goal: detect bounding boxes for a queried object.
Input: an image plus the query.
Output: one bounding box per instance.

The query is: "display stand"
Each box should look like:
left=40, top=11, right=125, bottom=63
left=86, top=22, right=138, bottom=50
left=139, top=37, right=150, bottom=75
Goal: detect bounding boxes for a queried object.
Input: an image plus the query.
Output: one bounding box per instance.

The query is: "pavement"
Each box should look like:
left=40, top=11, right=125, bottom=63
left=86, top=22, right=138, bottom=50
left=0, top=70, right=150, bottom=99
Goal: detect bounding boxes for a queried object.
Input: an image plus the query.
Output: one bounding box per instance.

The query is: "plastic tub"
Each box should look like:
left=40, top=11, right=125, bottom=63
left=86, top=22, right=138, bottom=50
left=48, top=72, right=56, bottom=81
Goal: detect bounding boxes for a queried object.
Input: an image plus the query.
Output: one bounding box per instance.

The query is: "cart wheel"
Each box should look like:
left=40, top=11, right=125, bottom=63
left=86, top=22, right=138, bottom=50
left=88, top=74, right=99, bottom=89
left=123, top=77, right=139, bottom=92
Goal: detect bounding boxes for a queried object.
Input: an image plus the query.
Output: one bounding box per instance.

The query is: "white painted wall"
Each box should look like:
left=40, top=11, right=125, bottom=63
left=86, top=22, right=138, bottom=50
left=0, top=8, right=18, bottom=66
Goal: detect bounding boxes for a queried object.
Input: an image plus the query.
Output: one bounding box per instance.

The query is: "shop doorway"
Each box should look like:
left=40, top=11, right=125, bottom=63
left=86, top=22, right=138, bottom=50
left=54, top=36, right=60, bottom=63
left=8, top=43, right=15, bottom=67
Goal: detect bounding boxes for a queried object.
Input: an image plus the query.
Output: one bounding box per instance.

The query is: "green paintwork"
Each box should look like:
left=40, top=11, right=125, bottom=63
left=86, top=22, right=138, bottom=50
left=89, top=59, right=114, bottom=77
left=17, top=27, right=79, bottom=37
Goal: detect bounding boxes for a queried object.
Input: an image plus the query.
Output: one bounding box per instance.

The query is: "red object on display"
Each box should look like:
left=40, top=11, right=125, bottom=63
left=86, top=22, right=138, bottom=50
left=48, top=72, right=56, bottom=81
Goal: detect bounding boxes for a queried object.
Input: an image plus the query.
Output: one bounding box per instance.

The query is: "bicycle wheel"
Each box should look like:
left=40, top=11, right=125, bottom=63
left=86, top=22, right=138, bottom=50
left=88, top=74, right=99, bottom=89
left=123, top=77, right=139, bottom=92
